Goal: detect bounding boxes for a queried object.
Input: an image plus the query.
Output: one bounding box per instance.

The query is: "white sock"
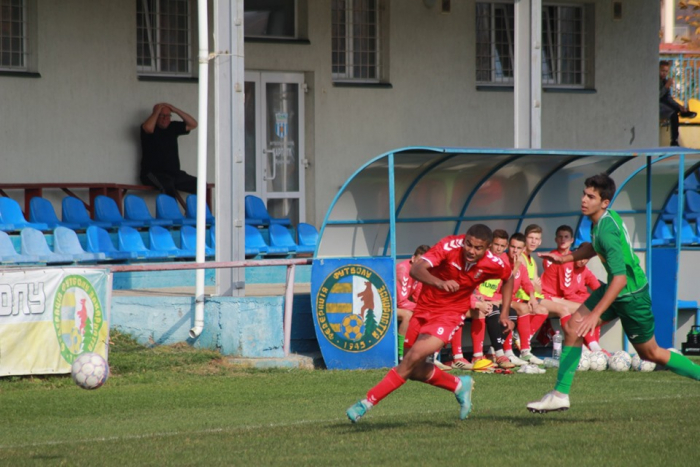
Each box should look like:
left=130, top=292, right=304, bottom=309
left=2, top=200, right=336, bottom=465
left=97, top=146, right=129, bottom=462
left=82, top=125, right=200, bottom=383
left=504, top=350, right=515, bottom=357
left=588, top=341, right=602, bottom=352
left=361, top=398, right=374, bottom=409
left=472, top=352, right=483, bottom=358
left=495, top=349, right=505, bottom=357
left=454, top=353, right=463, bottom=359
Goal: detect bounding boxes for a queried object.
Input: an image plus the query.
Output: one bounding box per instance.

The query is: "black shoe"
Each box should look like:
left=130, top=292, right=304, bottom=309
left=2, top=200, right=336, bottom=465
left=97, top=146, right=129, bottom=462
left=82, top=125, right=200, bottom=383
left=680, top=111, right=697, bottom=119
left=671, top=141, right=680, bottom=147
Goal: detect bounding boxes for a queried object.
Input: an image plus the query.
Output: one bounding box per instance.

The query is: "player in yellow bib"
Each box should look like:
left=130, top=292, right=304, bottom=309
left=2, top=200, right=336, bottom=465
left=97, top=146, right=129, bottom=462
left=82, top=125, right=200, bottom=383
left=528, top=173, right=700, bottom=414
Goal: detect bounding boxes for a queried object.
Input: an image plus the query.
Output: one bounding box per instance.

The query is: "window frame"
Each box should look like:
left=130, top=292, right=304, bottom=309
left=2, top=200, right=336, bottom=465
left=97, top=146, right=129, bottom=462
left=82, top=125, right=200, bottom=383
left=137, top=0, right=195, bottom=78
left=0, top=0, right=32, bottom=73
left=476, top=1, right=590, bottom=89
left=331, top=0, right=383, bottom=84
left=244, top=0, right=299, bottom=40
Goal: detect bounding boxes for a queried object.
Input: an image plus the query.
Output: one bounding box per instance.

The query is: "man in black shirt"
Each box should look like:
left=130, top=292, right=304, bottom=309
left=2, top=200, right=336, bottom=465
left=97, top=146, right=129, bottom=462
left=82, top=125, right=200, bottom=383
left=660, top=61, right=696, bottom=147
left=140, top=103, right=198, bottom=197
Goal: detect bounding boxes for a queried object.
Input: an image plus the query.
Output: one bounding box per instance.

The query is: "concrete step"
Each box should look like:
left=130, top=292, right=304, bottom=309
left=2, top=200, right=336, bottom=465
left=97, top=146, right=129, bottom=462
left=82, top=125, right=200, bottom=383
left=225, top=352, right=324, bottom=370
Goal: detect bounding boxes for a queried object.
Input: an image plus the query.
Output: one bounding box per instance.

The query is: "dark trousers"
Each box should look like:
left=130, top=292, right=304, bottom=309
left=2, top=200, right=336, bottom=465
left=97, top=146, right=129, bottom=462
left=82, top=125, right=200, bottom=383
left=141, top=170, right=197, bottom=199
left=661, top=101, right=682, bottom=144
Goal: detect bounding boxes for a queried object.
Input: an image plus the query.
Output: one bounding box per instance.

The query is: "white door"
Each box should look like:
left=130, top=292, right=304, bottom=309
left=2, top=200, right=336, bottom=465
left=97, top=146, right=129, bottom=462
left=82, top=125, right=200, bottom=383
left=245, top=71, right=305, bottom=224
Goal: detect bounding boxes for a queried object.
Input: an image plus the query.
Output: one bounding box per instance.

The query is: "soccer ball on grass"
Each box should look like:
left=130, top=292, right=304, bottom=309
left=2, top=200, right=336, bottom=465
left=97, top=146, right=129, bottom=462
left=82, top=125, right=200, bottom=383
left=71, top=352, right=109, bottom=390
left=630, top=353, right=656, bottom=372
left=588, top=351, right=608, bottom=371
left=577, top=352, right=590, bottom=371
left=609, top=350, right=632, bottom=372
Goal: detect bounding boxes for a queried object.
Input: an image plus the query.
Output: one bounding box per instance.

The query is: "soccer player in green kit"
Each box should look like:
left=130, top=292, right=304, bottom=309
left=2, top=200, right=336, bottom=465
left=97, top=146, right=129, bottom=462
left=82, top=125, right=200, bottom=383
left=527, top=173, right=700, bottom=413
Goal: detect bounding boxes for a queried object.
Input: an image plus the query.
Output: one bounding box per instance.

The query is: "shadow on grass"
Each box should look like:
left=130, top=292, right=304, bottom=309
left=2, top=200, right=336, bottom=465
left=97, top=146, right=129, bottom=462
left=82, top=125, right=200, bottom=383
left=479, top=414, right=603, bottom=427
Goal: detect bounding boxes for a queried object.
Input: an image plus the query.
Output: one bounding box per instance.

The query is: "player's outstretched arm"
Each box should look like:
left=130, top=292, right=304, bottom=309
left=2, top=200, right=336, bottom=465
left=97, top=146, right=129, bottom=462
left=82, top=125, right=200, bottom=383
left=410, top=259, right=459, bottom=292
left=499, top=276, right=516, bottom=333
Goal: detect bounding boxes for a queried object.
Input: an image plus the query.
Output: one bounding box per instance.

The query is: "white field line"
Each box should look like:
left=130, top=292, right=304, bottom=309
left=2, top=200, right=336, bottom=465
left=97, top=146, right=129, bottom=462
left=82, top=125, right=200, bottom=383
left=1, top=393, right=698, bottom=451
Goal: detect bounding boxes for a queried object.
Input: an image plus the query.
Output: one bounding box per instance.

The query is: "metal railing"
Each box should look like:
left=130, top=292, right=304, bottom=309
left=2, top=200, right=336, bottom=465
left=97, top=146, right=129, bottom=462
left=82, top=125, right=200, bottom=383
left=660, top=54, right=700, bottom=105
left=108, top=258, right=313, bottom=357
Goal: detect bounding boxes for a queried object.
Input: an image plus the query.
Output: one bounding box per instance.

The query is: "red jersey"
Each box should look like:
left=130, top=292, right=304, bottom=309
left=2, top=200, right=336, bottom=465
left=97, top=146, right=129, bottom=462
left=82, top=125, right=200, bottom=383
left=396, top=259, right=422, bottom=311
left=541, top=262, right=601, bottom=303
left=415, top=235, right=512, bottom=316
left=542, top=248, right=569, bottom=271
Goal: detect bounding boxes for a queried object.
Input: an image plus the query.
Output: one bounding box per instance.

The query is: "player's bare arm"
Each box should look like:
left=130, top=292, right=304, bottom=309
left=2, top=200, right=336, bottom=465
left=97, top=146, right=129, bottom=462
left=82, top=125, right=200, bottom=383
left=499, top=275, right=516, bottom=333
left=575, top=274, right=627, bottom=337
left=410, top=259, right=459, bottom=292
left=538, top=242, right=596, bottom=264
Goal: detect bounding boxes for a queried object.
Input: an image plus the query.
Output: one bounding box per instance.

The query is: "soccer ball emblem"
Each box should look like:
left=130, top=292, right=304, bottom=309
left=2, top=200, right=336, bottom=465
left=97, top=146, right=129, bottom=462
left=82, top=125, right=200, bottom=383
left=609, top=351, right=632, bottom=372
left=631, top=354, right=656, bottom=372
left=588, top=351, right=608, bottom=371
left=342, top=314, right=365, bottom=341
left=577, top=352, right=590, bottom=371
left=71, top=352, right=109, bottom=390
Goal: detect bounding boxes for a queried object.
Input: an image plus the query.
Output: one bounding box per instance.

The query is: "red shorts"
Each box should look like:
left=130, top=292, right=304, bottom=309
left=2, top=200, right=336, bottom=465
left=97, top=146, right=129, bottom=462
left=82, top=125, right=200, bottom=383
left=403, top=312, right=466, bottom=348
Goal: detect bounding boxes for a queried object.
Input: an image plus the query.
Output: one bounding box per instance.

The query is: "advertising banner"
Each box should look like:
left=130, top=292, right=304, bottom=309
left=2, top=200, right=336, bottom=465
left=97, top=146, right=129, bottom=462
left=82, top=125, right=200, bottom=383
left=311, top=258, right=396, bottom=369
left=0, top=268, right=111, bottom=376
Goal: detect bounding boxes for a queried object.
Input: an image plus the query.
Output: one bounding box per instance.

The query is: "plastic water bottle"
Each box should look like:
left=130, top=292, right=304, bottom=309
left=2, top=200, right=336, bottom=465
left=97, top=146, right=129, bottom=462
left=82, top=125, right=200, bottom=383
left=552, top=330, right=563, bottom=360
left=543, top=357, right=559, bottom=368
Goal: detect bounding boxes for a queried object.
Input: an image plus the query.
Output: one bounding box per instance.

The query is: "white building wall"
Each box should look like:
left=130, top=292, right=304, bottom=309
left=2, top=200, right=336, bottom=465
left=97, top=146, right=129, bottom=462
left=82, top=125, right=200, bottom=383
left=0, top=0, right=660, bottom=227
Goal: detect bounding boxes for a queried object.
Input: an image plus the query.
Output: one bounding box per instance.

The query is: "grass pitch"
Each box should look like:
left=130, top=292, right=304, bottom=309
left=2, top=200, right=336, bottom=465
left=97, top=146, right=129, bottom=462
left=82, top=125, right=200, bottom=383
left=0, top=333, right=698, bottom=466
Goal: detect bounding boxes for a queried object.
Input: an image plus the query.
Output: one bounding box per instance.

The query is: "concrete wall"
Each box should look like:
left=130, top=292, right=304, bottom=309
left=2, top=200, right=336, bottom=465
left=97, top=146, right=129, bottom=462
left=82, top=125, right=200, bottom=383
left=1, top=0, right=661, bottom=228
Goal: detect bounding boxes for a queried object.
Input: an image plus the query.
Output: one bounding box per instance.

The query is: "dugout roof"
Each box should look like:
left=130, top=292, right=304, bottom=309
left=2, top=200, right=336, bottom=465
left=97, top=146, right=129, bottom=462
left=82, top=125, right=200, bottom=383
left=317, top=147, right=700, bottom=259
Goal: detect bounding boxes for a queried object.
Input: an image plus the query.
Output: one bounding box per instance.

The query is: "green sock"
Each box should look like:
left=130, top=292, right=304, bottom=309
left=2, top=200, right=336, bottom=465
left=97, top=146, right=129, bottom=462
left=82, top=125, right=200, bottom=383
left=398, top=335, right=405, bottom=359
left=666, top=351, right=700, bottom=380
left=554, top=346, right=582, bottom=395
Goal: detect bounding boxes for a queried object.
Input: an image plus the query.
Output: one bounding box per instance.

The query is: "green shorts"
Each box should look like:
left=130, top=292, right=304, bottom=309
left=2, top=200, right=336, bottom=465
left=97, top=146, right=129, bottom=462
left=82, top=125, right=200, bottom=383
left=584, top=285, right=655, bottom=344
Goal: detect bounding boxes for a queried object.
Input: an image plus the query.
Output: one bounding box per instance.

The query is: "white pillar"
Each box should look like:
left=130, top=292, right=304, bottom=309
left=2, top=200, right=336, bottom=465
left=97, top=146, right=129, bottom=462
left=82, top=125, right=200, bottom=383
left=214, top=0, right=246, bottom=296
left=664, top=0, right=676, bottom=44
left=514, top=0, right=542, bottom=149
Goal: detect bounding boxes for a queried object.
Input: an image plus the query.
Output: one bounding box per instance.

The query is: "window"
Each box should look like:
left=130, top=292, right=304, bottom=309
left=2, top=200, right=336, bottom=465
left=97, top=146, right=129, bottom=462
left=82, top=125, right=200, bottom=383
left=137, top=0, right=193, bottom=77
left=476, top=2, right=590, bottom=88
left=244, top=0, right=296, bottom=39
left=332, top=0, right=381, bottom=82
left=0, top=0, right=29, bottom=71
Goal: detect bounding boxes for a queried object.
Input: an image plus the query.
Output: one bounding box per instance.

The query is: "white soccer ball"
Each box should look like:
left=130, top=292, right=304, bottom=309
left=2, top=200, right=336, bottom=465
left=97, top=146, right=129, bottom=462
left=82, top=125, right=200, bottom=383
left=609, top=351, right=632, bottom=372
left=588, top=351, right=608, bottom=371
left=577, top=352, right=590, bottom=371
left=71, top=352, right=109, bottom=390
left=630, top=353, right=656, bottom=372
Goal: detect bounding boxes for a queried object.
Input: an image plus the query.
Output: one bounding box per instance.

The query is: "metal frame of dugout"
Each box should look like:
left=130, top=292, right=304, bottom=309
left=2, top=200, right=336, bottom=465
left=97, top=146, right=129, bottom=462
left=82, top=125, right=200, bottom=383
left=311, top=147, right=700, bottom=369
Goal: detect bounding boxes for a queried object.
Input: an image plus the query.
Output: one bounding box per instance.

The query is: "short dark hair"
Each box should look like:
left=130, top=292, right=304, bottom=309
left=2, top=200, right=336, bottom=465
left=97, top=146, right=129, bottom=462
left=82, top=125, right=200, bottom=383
left=556, top=225, right=574, bottom=237
left=660, top=60, right=671, bottom=67
left=414, top=244, right=430, bottom=256
left=492, top=229, right=509, bottom=241
left=585, top=173, right=616, bottom=201
left=524, top=224, right=542, bottom=236
left=465, top=224, right=493, bottom=244
left=509, top=232, right=526, bottom=244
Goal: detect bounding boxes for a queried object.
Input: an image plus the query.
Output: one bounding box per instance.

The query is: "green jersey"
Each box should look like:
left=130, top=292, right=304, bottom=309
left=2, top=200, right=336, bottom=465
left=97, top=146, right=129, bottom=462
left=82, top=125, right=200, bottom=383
left=590, top=209, right=648, bottom=300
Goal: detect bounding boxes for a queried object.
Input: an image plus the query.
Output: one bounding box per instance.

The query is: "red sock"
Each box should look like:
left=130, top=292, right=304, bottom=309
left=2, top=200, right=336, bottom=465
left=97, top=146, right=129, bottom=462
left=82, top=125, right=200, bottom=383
left=366, top=368, right=406, bottom=406
left=451, top=325, right=463, bottom=356
left=424, top=367, right=460, bottom=392
left=560, top=314, right=572, bottom=329
left=595, top=324, right=601, bottom=342
left=582, top=330, right=596, bottom=347
left=530, top=314, right=548, bottom=337
left=517, top=315, right=532, bottom=351
left=503, top=331, right=513, bottom=351
left=471, top=318, right=485, bottom=356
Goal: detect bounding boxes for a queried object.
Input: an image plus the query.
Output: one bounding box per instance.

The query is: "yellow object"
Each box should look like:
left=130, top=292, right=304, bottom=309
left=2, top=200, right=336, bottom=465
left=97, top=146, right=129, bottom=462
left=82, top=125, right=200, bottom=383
left=472, top=358, right=496, bottom=372
left=679, top=98, right=700, bottom=124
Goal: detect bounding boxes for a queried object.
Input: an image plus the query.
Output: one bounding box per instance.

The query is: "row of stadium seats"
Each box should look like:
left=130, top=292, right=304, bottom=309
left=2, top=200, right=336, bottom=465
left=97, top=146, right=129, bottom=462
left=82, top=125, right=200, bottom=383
left=0, top=225, right=215, bottom=265
left=0, top=194, right=214, bottom=232
left=245, top=224, right=318, bottom=257
left=653, top=218, right=700, bottom=246
left=244, top=195, right=291, bottom=227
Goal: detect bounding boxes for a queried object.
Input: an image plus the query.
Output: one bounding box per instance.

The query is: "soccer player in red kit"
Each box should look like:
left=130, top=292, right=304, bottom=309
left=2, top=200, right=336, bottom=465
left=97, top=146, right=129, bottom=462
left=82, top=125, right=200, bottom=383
left=346, top=224, right=515, bottom=423
left=396, top=244, right=430, bottom=361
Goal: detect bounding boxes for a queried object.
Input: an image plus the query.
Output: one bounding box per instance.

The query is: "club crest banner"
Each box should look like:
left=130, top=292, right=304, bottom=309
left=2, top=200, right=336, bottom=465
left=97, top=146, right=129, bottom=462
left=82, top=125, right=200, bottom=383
left=0, top=268, right=111, bottom=376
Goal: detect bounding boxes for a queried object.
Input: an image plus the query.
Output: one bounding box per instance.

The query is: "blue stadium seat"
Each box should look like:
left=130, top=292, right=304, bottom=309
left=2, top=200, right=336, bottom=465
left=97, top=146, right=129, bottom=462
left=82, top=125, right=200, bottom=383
left=0, top=197, right=49, bottom=231
left=208, top=227, right=215, bottom=250
left=296, top=223, right=318, bottom=255
left=185, top=195, right=215, bottom=225
left=124, top=195, right=174, bottom=227
left=86, top=226, right=138, bottom=261
left=684, top=173, right=700, bottom=192
left=118, top=226, right=170, bottom=259
left=0, top=230, right=39, bottom=263
left=20, top=227, right=74, bottom=264
left=268, top=224, right=298, bottom=254
left=29, top=197, right=81, bottom=229
left=94, top=195, right=144, bottom=228
left=685, top=190, right=700, bottom=222
left=180, top=225, right=214, bottom=256
left=0, top=221, right=16, bottom=232
left=155, top=194, right=196, bottom=226
left=244, top=225, right=271, bottom=257
left=652, top=221, right=673, bottom=246
left=244, top=195, right=291, bottom=227
left=574, top=216, right=592, bottom=246
left=53, top=227, right=105, bottom=262
left=661, top=193, right=680, bottom=222
left=62, top=197, right=113, bottom=229
left=149, top=226, right=194, bottom=259
left=672, top=218, right=700, bottom=245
